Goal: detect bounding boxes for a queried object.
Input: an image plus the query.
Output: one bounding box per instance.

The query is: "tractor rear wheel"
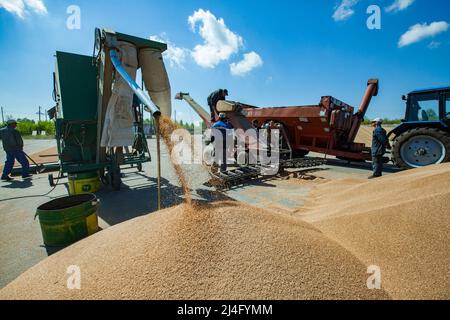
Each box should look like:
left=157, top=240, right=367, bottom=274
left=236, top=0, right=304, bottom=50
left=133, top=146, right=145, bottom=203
left=392, top=127, right=450, bottom=169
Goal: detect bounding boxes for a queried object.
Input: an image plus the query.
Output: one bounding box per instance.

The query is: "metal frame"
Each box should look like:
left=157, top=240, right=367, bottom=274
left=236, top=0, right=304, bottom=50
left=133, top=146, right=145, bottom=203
left=48, top=28, right=167, bottom=190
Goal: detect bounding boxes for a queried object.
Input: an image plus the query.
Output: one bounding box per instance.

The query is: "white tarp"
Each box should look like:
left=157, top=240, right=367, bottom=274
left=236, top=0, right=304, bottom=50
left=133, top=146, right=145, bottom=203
left=101, top=41, right=138, bottom=147
left=139, top=48, right=172, bottom=117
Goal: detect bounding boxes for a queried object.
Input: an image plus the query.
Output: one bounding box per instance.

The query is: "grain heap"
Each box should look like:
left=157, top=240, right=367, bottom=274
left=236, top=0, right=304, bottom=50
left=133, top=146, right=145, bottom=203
left=301, top=163, right=450, bottom=299
left=1, top=150, right=449, bottom=300
left=0, top=202, right=389, bottom=300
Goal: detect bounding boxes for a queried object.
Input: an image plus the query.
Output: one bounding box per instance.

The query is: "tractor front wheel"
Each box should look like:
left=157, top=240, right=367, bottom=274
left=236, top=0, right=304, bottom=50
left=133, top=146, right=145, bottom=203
left=392, top=127, right=450, bottom=169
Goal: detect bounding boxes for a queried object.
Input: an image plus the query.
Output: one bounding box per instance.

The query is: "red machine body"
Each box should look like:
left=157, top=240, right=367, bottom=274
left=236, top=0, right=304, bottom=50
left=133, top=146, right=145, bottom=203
left=236, top=79, right=379, bottom=161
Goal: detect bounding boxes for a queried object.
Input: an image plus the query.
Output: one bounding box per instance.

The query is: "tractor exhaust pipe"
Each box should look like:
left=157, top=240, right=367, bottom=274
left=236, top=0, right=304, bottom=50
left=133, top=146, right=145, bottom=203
left=347, top=79, right=379, bottom=144
left=110, top=49, right=162, bottom=118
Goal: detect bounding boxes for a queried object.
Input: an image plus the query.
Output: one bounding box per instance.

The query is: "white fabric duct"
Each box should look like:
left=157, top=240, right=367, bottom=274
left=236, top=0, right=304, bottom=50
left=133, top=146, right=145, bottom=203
left=101, top=41, right=138, bottom=148
left=139, top=48, right=172, bottom=117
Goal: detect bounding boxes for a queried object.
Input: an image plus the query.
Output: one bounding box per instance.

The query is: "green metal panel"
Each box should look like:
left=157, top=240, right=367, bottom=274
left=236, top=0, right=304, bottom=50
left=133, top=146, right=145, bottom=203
left=56, top=51, right=98, bottom=121
left=55, top=52, right=99, bottom=170
left=115, top=32, right=167, bottom=51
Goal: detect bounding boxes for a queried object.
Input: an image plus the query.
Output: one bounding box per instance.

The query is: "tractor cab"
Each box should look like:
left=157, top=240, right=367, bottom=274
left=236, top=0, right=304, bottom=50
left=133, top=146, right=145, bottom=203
left=390, top=87, right=450, bottom=169
left=403, top=87, right=450, bottom=123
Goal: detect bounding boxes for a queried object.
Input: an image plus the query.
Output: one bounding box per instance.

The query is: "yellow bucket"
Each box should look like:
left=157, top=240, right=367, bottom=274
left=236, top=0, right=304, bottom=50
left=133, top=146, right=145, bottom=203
left=68, top=172, right=100, bottom=195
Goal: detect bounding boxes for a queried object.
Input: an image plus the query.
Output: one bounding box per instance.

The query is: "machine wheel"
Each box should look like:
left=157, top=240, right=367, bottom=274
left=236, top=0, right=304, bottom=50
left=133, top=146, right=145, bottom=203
left=100, top=169, right=109, bottom=186
left=293, top=150, right=310, bottom=158
left=392, top=128, right=450, bottom=169
left=48, top=174, right=55, bottom=187
left=109, top=168, right=122, bottom=191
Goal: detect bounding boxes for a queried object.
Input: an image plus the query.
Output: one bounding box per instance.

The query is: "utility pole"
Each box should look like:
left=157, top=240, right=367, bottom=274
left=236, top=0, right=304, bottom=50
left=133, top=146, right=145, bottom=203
left=36, top=106, right=44, bottom=135
left=1, top=107, right=4, bottom=124
left=36, top=106, right=44, bottom=122
left=45, top=109, right=48, bottom=121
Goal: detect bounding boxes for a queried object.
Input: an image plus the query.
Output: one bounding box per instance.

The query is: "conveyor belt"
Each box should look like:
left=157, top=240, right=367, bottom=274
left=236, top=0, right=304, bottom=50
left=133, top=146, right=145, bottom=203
left=207, top=157, right=326, bottom=189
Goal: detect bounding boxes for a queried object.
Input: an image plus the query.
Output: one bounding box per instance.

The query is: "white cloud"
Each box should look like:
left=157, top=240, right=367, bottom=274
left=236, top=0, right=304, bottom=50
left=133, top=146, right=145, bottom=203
left=385, top=0, right=415, bottom=13
left=333, top=0, right=359, bottom=22
left=230, top=52, right=263, bottom=76
left=427, top=41, right=441, bottom=49
left=150, top=34, right=189, bottom=69
left=188, top=9, right=243, bottom=68
left=24, top=0, right=46, bottom=14
left=0, top=0, right=46, bottom=18
left=0, top=0, right=25, bottom=17
left=398, top=21, right=449, bottom=47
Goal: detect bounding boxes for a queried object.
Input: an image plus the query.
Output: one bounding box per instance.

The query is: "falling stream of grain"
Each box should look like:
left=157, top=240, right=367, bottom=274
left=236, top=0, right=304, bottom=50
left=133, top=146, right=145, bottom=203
left=157, top=116, right=193, bottom=205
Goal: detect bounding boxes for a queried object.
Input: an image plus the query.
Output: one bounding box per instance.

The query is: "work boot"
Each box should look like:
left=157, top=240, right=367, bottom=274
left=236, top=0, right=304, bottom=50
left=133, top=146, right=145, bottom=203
left=1, top=176, right=13, bottom=182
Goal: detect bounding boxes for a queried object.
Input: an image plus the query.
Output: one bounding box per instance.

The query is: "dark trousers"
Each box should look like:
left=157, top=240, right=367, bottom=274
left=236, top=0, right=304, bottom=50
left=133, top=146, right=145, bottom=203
left=213, top=129, right=228, bottom=172
left=209, top=105, right=216, bottom=122
left=372, top=155, right=383, bottom=177
left=2, top=150, right=30, bottom=178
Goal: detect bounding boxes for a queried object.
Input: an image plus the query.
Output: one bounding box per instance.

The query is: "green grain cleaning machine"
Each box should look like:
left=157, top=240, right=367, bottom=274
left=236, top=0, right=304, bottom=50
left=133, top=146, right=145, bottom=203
left=48, top=28, right=168, bottom=191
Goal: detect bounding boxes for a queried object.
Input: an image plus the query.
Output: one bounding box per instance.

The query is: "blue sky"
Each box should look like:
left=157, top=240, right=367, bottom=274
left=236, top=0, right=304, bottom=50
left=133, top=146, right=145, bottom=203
left=0, top=0, right=449, bottom=124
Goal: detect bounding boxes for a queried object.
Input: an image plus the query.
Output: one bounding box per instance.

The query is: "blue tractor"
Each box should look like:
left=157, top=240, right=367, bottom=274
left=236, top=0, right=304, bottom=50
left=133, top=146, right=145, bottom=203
left=389, top=87, right=450, bottom=169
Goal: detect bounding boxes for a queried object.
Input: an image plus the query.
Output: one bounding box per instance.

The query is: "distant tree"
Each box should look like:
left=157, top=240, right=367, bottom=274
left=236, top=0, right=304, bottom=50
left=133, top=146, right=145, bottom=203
left=425, top=108, right=439, bottom=120
left=17, top=118, right=35, bottom=123
left=363, top=118, right=402, bottom=125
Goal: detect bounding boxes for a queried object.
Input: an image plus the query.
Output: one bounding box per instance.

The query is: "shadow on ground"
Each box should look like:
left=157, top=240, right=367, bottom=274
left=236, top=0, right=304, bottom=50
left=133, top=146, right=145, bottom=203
left=325, top=158, right=401, bottom=174
left=1, top=180, right=34, bottom=189
left=96, top=175, right=234, bottom=226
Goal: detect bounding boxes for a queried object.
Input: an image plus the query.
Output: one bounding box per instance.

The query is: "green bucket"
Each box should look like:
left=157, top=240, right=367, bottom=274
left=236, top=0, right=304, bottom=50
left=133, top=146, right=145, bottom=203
left=36, top=194, right=99, bottom=247
left=68, top=172, right=100, bottom=195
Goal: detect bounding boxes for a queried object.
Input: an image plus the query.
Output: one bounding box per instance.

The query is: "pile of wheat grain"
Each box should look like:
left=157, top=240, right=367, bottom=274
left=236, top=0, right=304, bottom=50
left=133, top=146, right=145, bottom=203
left=300, top=163, right=450, bottom=299
left=0, top=201, right=388, bottom=300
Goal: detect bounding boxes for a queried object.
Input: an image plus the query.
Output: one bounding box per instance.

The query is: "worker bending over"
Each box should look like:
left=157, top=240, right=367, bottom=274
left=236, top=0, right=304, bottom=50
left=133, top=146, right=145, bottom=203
left=207, top=89, right=228, bottom=122
left=369, top=118, right=390, bottom=179
left=1, top=119, right=31, bottom=181
left=212, top=113, right=234, bottom=172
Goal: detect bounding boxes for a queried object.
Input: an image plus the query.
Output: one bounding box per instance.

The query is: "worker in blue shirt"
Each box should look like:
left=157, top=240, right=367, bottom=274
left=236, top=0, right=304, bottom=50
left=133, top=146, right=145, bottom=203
left=1, top=119, right=31, bottom=181
left=369, top=118, right=390, bottom=179
left=212, top=113, right=233, bottom=130
left=212, top=113, right=234, bottom=172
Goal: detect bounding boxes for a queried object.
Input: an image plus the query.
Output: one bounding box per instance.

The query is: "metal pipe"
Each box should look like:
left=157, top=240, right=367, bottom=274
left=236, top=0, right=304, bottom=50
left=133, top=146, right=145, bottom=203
left=154, top=116, right=162, bottom=211
left=347, top=79, right=379, bottom=143
left=109, top=49, right=162, bottom=118
left=175, top=92, right=211, bottom=127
